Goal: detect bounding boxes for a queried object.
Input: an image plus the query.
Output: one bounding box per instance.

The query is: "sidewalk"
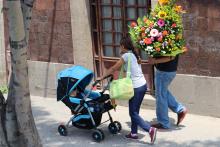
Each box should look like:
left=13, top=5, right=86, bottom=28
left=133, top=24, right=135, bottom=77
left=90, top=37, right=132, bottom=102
left=32, top=96, right=220, bottom=147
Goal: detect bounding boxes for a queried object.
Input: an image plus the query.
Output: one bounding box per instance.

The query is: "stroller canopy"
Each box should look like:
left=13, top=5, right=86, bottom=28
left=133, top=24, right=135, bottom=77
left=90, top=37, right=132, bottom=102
left=57, top=65, right=93, bottom=101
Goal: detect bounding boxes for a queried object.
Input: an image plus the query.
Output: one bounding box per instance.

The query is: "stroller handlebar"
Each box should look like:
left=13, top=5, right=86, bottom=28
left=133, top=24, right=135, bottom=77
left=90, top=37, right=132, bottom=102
left=81, top=74, right=113, bottom=101
left=103, top=74, right=114, bottom=81
left=92, top=80, right=101, bottom=87
left=92, top=74, right=113, bottom=87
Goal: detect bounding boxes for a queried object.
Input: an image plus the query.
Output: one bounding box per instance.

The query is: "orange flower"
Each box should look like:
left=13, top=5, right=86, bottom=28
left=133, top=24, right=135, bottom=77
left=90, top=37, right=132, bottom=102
left=141, top=27, right=146, bottom=32
left=158, top=0, right=169, bottom=5
left=182, top=46, right=188, bottom=52
left=176, top=34, right=182, bottom=40
left=168, top=39, right=172, bottom=45
left=174, top=5, right=185, bottom=13
left=141, top=33, right=146, bottom=38
left=130, top=22, right=137, bottom=28
left=143, top=18, right=148, bottom=23
left=144, top=38, right=152, bottom=45
left=149, top=23, right=154, bottom=28
left=156, top=48, right=161, bottom=52
left=162, top=30, right=168, bottom=36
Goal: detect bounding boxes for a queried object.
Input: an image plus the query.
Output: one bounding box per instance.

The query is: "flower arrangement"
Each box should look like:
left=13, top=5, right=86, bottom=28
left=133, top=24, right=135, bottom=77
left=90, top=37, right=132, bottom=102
left=129, top=0, right=187, bottom=57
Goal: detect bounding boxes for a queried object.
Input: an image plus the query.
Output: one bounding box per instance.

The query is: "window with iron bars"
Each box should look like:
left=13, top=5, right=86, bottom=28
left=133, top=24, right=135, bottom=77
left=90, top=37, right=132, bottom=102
left=90, top=0, right=151, bottom=59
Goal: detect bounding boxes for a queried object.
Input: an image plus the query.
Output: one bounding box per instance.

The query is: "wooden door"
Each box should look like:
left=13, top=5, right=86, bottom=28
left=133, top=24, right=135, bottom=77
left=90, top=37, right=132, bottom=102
left=90, top=0, right=154, bottom=94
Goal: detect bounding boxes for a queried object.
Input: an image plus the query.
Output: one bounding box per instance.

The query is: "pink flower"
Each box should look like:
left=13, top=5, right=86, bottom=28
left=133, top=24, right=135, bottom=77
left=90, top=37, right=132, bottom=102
left=171, top=23, right=177, bottom=28
left=150, top=29, right=159, bottom=37
left=157, top=32, right=162, bottom=37
left=151, top=37, right=155, bottom=41
left=157, top=36, right=163, bottom=42
left=157, top=19, right=165, bottom=27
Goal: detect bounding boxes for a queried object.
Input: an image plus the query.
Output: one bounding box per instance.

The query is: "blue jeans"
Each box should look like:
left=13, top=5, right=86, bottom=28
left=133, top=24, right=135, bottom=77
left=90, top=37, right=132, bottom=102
left=155, top=70, right=185, bottom=128
left=129, top=84, right=151, bottom=134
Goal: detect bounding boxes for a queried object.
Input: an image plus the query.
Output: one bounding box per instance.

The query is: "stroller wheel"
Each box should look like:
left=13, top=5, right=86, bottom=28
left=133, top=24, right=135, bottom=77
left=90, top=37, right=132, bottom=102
left=58, top=125, right=67, bottom=136
left=92, top=129, right=104, bottom=142
left=108, top=122, right=118, bottom=134
left=114, top=121, right=122, bottom=132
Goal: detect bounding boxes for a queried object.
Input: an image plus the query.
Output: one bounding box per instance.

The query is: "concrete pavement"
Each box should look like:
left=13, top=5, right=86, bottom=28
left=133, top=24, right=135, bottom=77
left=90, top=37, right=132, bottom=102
left=32, top=96, right=220, bottom=147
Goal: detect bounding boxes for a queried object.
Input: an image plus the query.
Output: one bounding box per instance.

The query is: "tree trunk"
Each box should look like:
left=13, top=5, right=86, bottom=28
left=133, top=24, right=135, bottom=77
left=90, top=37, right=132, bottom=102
left=0, top=0, right=42, bottom=146
left=0, top=91, right=7, bottom=147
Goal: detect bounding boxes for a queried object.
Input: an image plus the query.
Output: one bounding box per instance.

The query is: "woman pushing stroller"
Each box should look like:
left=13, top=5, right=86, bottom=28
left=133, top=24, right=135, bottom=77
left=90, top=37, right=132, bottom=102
left=98, top=36, right=157, bottom=144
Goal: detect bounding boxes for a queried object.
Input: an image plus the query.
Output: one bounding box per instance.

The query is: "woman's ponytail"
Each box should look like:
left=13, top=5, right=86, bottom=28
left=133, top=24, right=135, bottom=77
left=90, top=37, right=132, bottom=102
left=120, top=36, right=141, bottom=64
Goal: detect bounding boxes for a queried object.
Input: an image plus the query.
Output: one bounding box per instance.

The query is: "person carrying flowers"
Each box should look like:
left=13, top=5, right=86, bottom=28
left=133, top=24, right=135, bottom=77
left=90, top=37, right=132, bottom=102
left=98, top=36, right=157, bottom=144
left=129, top=0, right=187, bottom=129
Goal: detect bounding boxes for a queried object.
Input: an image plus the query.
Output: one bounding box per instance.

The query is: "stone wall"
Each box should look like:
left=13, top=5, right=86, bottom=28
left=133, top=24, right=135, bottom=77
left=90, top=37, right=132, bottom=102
left=27, top=0, right=94, bottom=98
left=170, top=74, right=220, bottom=118
left=178, top=0, right=220, bottom=76
left=70, top=0, right=94, bottom=70
left=28, top=60, right=72, bottom=98
left=29, top=0, right=73, bottom=64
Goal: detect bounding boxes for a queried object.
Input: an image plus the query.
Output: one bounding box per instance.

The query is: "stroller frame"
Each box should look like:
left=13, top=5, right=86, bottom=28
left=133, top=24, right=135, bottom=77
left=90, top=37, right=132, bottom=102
left=64, top=85, right=114, bottom=129
left=57, top=66, right=121, bottom=142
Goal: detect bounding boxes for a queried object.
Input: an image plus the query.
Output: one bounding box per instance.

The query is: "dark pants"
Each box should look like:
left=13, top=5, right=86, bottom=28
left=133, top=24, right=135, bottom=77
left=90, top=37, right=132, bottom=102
left=129, top=84, right=151, bottom=134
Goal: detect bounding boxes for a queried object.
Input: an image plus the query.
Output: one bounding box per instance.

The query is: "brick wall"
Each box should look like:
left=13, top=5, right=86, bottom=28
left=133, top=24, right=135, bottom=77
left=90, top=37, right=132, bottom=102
left=178, top=0, right=220, bottom=76
left=29, top=0, right=73, bottom=64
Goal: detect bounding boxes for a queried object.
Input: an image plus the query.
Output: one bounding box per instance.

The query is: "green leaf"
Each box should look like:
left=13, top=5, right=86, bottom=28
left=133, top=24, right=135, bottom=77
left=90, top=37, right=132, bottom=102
left=0, top=85, right=8, bottom=94
left=161, top=49, right=184, bottom=56
left=137, top=17, right=143, bottom=25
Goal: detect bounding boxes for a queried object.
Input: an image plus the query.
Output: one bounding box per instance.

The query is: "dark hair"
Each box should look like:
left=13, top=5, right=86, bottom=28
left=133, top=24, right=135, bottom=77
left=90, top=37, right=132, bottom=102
left=120, top=36, right=141, bottom=64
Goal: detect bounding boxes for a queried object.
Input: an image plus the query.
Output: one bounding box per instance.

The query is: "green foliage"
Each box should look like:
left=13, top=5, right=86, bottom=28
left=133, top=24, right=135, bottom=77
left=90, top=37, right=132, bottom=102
left=0, top=85, right=8, bottom=94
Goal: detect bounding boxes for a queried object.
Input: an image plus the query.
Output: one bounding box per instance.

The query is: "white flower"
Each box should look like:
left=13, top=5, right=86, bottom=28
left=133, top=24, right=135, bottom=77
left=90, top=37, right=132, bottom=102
left=171, top=30, right=175, bottom=33
left=150, top=29, right=159, bottom=37
left=145, top=46, right=153, bottom=52
left=145, top=28, right=150, bottom=33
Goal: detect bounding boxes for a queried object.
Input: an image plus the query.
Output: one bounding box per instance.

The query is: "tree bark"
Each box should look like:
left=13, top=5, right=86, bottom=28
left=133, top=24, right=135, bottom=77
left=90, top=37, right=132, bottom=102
left=0, top=0, right=42, bottom=146
left=0, top=91, right=8, bottom=147
left=21, top=0, right=35, bottom=41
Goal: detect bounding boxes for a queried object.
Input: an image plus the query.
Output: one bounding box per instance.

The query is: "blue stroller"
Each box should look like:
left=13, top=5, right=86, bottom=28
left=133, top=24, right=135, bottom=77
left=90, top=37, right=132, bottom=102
left=57, top=65, right=121, bottom=142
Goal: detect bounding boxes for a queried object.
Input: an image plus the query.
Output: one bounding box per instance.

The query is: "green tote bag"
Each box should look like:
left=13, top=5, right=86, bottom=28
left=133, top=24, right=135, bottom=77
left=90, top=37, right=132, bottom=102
left=109, top=54, right=134, bottom=100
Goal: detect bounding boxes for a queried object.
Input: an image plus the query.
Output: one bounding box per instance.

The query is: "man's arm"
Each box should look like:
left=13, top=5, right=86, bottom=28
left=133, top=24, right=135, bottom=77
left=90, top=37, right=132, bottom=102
left=148, top=56, right=175, bottom=64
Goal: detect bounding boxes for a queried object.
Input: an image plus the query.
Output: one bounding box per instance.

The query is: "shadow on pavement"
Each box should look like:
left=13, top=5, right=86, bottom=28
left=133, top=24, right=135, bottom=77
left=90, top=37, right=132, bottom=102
left=32, top=105, right=220, bottom=147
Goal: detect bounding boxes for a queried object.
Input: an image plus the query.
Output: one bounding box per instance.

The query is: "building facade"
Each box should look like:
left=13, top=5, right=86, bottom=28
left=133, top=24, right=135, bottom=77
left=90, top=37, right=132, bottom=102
left=0, top=0, right=220, bottom=117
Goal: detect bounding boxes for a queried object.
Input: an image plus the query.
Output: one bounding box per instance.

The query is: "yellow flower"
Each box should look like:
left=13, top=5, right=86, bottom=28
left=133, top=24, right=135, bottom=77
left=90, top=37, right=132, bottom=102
left=158, top=11, right=167, bottom=19
left=174, top=5, right=186, bottom=13
left=175, top=5, right=182, bottom=12
left=158, top=0, right=169, bottom=6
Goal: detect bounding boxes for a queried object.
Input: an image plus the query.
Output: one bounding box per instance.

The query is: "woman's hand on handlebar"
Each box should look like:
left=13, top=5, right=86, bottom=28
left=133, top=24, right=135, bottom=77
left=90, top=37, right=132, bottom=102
left=94, top=74, right=113, bottom=86
left=96, top=77, right=102, bottom=82
left=92, top=78, right=102, bottom=87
